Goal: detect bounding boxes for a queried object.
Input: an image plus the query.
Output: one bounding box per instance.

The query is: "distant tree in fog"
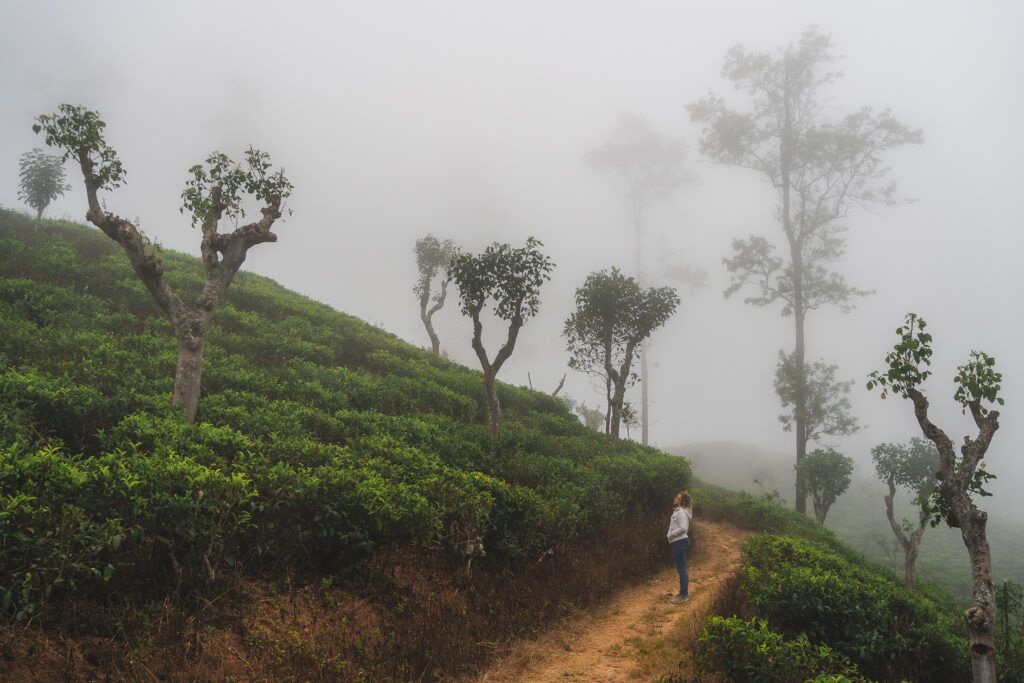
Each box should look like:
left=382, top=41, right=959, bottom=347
left=33, top=104, right=293, bottom=423
left=774, top=352, right=859, bottom=444
left=690, top=27, right=922, bottom=515
left=795, top=447, right=853, bottom=525
left=18, top=148, right=69, bottom=222
left=563, top=268, right=678, bottom=439
left=413, top=234, right=457, bottom=355
left=871, top=437, right=940, bottom=589
left=587, top=113, right=691, bottom=447
left=576, top=402, right=605, bottom=432
left=450, top=237, right=554, bottom=436
left=868, top=313, right=1002, bottom=682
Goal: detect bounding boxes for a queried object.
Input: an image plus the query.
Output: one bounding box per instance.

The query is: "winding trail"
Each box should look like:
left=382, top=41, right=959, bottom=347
left=470, top=519, right=748, bottom=683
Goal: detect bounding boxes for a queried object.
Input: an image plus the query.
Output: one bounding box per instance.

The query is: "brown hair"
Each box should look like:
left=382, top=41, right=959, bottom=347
left=677, top=491, right=693, bottom=509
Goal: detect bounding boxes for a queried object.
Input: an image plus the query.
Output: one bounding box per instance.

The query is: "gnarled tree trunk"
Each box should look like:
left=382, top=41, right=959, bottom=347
left=909, top=388, right=998, bottom=682
left=883, top=477, right=927, bottom=589
left=470, top=311, right=521, bottom=437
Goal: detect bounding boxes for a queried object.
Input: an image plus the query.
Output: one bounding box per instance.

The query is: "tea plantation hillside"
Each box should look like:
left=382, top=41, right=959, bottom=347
left=0, top=209, right=691, bottom=679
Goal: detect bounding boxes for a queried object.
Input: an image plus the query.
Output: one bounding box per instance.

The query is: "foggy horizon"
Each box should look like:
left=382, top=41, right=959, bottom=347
left=3, top=1, right=1022, bottom=509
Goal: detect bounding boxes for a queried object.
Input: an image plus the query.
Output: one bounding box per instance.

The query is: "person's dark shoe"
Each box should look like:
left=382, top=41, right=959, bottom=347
left=669, top=594, right=689, bottom=604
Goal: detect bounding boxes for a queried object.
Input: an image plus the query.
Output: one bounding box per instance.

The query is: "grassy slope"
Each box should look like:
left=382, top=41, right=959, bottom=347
left=0, top=209, right=690, bottom=680
left=673, top=441, right=1024, bottom=600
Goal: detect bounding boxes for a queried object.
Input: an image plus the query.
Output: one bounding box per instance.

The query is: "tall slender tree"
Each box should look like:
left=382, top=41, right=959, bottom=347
left=18, top=148, right=70, bottom=222
left=450, top=237, right=553, bottom=436
left=868, top=313, right=1003, bottom=682
left=871, top=438, right=940, bottom=589
left=690, top=28, right=922, bottom=513
left=33, top=104, right=293, bottom=423
left=413, top=234, right=457, bottom=355
left=587, top=113, right=690, bottom=445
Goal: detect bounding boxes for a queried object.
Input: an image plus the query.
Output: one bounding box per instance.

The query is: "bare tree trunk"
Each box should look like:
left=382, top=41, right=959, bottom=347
left=883, top=478, right=925, bottom=589
left=604, top=375, right=612, bottom=435
left=634, top=212, right=650, bottom=446
left=609, top=381, right=624, bottom=439
left=172, top=336, right=205, bottom=423
left=904, top=542, right=921, bottom=590
left=812, top=497, right=827, bottom=525
left=551, top=373, right=566, bottom=397
left=779, top=65, right=808, bottom=516
left=793, top=302, right=807, bottom=514
left=640, top=352, right=649, bottom=446
left=962, top=515, right=997, bottom=683
left=421, top=311, right=441, bottom=355
left=36, top=206, right=43, bottom=223
left=419, top=282, right=447, bottom=356
left=483, top=372, right=501, bottom=437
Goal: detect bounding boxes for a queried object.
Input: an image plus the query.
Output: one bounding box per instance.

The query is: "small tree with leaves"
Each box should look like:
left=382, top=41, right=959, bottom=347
left=868, top=313, right=1003, bottom=682
left=871, top=438, right=940, bottom=589
left=33, top=104, right=293, bottom=423
left=691, top=27, right=922, bottom=514
left=18, top=148, right=70, bottom=222
left=563, top=268, right=679, bottom=439
left=795, top=448, right=853, bottom=525
left=450, top=237, right=553, bottom=436
left=414, top=234, right=457, bottom=355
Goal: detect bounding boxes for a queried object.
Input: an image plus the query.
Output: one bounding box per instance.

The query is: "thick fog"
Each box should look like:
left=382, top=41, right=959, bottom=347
left=2, top=2, right=1022, bottom=509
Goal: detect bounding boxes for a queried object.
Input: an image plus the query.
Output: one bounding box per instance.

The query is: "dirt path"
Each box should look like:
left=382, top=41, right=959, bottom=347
left=471, top=519, right=748, bottom=683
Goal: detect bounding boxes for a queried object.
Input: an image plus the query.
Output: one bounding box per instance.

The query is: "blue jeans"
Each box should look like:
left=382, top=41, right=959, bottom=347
left=671, top=537, right=690, bottom=597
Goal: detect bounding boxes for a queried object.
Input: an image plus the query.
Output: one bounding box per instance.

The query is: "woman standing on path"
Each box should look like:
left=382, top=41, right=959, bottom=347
left=667, top=491, right=692, bottom=604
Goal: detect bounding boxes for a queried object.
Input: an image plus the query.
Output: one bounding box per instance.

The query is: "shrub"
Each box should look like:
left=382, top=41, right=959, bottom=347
left=696, top=616, right=867, bottom=683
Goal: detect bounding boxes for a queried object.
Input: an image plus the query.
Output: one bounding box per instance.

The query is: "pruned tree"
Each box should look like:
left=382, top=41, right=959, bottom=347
left=795, top=447, right=853, bottom=525
left=871, top=438, right=940, bottom=589
left=867, top=313, right=1003, bottom=682
left=774, top=351, right=860, bottom=445
left=587, top=113, right=691, bottom=446
left=18, top=148, right=70, bottom=222
left=690, top=27, right=922, bottom=514
left=33, top=104, right=293, bottom=423
left=563, top=268, right=679, bottom=439
left=450, top=237, right=554, bottom=436
left=414, top=234, right=457, bottom=355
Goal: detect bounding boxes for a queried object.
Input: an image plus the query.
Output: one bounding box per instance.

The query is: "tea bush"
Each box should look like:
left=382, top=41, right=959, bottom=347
left=696, top=616, right=868, bottom=683
left=0, top=208, right=692, bottom=620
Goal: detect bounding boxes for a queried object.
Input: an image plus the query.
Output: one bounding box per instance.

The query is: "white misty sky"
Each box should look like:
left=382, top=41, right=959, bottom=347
left=1, top=1, right=1022, bottom=509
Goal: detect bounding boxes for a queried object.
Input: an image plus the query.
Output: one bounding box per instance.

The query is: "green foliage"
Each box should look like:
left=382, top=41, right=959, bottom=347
left=563, top=267, right=679, bottom=386
left=866, top=313, right=933, bottom=399
left=739, top=535, right=968, bottom=680
left=180, top=148, right=294, bottom=227
left=795, top=448, right=854, bottom=524
left=17, top=148, right=70, bottom=219
left=953, top=350, right=1004, bottom=416
left=33, top=104, right=126, bottom=191
left=450, top=236, right=554, bottom=321
left=413, top=234, right=457, bottom=302
left=0, top=208, right=691, bottom=621
left=774, top=352, right=859, bottom=444
left=696, top=616, right=867, bottom=683
left=871, top=438, right=938, bottom=501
